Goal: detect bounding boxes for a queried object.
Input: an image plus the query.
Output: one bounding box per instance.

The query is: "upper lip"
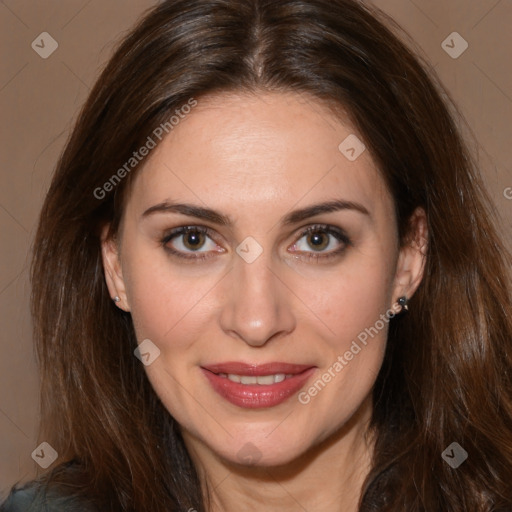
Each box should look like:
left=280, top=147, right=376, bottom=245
left=202, top=362, right=315, bottom=376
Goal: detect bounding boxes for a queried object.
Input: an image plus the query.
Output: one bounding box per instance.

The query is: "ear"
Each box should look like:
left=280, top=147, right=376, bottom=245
left=100, top=223, right=130, bottom=312
left=392, top=207, right=428, bottom=305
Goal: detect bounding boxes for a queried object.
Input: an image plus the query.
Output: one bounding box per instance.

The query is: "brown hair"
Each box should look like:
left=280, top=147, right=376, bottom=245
left=16, top=0, right=512, bottom=510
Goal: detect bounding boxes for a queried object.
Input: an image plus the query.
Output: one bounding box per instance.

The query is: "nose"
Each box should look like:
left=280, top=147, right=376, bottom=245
left=218, top=249, right=296, bottom=347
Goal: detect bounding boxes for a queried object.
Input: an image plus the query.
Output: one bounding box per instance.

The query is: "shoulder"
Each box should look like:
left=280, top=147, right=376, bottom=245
left=1, top=481, right=97, bottom=512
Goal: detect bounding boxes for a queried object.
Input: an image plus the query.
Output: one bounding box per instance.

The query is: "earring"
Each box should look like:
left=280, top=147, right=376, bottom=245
left=398, top=296, right=409, bottom=312
left=113, top=296, right=121, bottom=303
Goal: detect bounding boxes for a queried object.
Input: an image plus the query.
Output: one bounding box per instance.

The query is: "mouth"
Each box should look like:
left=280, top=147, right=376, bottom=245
left=201, top=362, right=316, bottom=409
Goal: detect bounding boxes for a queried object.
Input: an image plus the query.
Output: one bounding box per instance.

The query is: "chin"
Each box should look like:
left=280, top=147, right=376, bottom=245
left=209, top=425, right=323, bottom=469
left=225, top=442, right=307, bottom=469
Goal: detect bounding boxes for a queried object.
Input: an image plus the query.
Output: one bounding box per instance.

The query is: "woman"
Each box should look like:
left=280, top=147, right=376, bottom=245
left=2, top=0, right=511, bottom=511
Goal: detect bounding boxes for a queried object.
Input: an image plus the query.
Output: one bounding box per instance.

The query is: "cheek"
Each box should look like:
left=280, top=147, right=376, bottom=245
left=297, top=256, right=396, bottom=345
left=121, top=245, right=218, bottom=347
left=312, top=275, right=390, bottom=385
left=292, top=251, right=394, bottom=412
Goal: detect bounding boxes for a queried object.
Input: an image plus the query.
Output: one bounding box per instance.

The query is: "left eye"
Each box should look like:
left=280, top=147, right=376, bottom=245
left=290, top=225, right=350, bottom=255
left=293, top=228, right=339, bottom=252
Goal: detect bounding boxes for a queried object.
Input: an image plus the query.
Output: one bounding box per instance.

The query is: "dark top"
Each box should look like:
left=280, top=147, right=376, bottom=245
left=0, top=482, right=97, bottom=512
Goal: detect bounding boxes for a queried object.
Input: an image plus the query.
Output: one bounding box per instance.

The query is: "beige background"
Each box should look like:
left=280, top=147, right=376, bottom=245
left=1, top=0, right=511, bottom=496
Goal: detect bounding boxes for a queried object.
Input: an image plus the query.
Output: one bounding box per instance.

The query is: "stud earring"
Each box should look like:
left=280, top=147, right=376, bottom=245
left=398, top=296, right=409, bottom=312
left=113, top=296, right=121, bottom=303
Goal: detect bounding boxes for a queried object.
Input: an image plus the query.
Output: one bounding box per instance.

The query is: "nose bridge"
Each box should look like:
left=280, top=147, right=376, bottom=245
left=238, top=250, right=275, bottom=304
left=219, top=242, right=295, bottom=346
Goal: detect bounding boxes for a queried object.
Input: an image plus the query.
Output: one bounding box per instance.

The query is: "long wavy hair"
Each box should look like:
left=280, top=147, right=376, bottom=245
left=11, top=0, right=512, bottom=510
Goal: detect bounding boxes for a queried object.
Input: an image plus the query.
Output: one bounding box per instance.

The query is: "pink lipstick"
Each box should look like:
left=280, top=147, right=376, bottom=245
left=201, top=362, right=316, bottom=409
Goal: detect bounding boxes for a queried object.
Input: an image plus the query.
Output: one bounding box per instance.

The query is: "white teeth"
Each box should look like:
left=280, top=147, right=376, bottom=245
left=240, top=375, right=258, bottom=384
left=223, top=373, right=289, bottom=385
left=255, top=375, right=275, bottom=385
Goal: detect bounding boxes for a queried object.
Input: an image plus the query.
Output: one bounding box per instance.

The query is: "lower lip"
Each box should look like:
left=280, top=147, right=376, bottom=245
left=201, top=368, right=316, bottom=409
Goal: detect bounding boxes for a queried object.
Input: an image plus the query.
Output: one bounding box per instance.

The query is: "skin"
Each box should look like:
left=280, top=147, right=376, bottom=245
left=101, top=91, right=427, bottom=511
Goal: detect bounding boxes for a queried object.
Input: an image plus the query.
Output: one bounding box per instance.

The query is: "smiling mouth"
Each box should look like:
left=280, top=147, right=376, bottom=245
left=201, top=362, right=316, bottom=408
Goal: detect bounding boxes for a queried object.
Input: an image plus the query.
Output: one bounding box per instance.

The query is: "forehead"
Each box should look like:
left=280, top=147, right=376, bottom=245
left=124, top=91, right=391, bottom=224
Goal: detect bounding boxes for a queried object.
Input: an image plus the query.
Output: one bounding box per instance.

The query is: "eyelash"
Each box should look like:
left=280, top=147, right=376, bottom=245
left=160, top=224, right=352, bottom=264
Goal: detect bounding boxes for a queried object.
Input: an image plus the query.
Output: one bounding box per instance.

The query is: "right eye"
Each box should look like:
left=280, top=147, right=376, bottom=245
left=161, top=226, right=225, bottom=262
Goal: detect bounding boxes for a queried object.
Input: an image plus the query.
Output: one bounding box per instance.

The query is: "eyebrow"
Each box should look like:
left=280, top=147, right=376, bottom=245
left=141, top=199, right=370, bottom=226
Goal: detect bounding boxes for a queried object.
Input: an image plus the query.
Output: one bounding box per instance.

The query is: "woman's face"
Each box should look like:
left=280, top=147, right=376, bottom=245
left=102, top=91, right=425, bottom=468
